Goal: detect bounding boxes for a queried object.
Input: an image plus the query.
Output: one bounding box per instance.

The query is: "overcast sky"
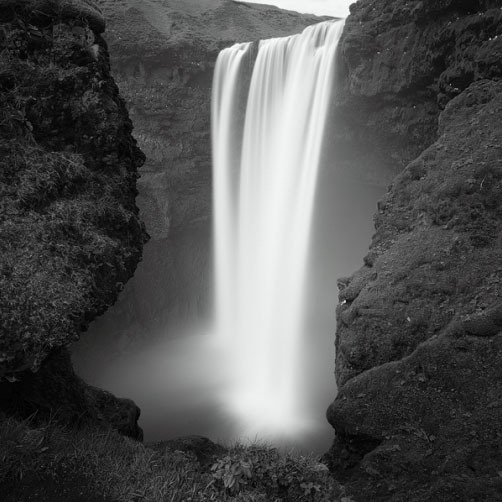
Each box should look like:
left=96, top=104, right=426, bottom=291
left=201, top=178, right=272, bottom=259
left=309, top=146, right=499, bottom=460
left=237, top=0, right=353, bottom=17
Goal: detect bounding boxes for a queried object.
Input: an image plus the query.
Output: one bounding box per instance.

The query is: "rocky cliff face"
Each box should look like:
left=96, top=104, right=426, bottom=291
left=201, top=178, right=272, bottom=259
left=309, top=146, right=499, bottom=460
left=78, top=0, right=322, bottom=347
left=326, top=1, right=502, bottom=500
left=330, top=0, right=502, bottom=185
left=0, top=0, right=145, bottom=438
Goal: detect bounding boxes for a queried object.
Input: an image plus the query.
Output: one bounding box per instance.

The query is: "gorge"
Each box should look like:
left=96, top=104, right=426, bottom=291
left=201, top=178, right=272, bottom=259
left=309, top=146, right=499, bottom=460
left=2, top=0, right=502, bottom=501
left=72, top=5, right=382, bottom=452
left=74, top=8, right=382, bottom=453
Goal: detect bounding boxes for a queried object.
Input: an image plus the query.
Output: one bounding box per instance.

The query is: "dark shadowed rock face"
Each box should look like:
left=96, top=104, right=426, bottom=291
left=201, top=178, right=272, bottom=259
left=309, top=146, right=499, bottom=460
left=325, top=0, right=502, bottom=499
left=0, top=0, right=145, bottom=436
left=0, top=348, right=143, bottom=440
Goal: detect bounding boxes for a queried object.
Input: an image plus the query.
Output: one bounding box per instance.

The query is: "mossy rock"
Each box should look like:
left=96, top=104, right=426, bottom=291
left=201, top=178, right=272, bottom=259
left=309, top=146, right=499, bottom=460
left=0, top=0, right=146, bottom=378
left=0, top=0, right=105, bottom=32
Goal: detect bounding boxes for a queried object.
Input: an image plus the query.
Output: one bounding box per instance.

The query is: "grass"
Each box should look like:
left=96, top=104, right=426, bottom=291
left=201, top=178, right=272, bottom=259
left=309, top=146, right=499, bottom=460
left=0, top=416, right=343, bottom=502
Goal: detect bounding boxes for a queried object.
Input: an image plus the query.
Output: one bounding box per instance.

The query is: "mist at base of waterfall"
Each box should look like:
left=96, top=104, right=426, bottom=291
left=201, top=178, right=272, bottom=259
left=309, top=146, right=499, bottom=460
left=72, top=18, right=385, bottom=454
left=73, top=329, right=334, bottom=454
left=73, top=328, right=330, bottom=452
left=72, top=176, right=383, bottom=454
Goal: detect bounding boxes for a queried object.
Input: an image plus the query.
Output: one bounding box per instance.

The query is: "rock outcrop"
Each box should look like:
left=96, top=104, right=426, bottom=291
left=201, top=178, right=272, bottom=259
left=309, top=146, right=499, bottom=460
left=326, top=1, right=502, bottom=500
left=330, top=0, right=502, bottom=184
left=77, top=0, right=322, bottom=348
left=0, top=0, right=145, bottom=437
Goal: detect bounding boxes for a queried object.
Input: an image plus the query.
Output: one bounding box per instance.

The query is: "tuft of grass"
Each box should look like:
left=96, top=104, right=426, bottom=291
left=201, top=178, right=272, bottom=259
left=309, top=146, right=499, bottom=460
left=0, top=417, right=343, bottom=502
left=0, top=416, right=214, bottom=501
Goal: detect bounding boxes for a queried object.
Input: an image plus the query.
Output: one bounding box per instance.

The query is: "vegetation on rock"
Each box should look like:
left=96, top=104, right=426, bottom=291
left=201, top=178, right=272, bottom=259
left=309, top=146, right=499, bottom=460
left=331, top=0, right=502, bottom=185
left=326, top=0, right=502, bottom=500
left=0, top=0, right=146, bottom=379
left=1, top=416, right=344, bottom=502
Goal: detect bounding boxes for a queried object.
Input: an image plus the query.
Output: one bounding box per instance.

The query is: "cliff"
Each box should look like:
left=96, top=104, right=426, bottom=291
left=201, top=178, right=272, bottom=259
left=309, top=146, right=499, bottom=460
left=329, top=0, right=502, bottom=185
left=326, top=0, right=502, bottom=500
left=0, top=0, right=145, bottom=438
left=77, top=0, right=322, bottom=350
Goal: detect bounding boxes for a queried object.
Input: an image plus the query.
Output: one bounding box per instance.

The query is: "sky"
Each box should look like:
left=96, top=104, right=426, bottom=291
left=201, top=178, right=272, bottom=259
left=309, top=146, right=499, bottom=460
left=236, top=0, right=354, bottom=17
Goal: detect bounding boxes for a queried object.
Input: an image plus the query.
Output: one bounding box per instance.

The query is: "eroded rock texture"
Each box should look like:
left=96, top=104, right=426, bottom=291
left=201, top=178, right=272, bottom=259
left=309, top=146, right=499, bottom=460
left=326, top=1, right=502, bottom=500
left=0, top=0, right=145, bottom=436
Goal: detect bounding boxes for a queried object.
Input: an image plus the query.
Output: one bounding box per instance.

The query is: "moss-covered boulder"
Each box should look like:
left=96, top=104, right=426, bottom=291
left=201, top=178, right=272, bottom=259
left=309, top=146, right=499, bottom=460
left=0, top=0, right=146, bottom=438
left=0, top=0, right=146, bottom=379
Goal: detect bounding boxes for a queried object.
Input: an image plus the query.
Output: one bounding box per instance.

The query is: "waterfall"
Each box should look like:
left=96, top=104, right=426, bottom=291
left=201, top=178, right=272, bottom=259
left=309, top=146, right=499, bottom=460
left=211, top=20, right=345, bottom=437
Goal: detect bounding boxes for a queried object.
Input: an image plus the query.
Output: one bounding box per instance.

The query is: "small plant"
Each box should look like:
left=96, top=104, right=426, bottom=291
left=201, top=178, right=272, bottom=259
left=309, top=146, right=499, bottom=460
left=211, top=455, right=253, bottom=493
left=300, top=481, right=322, bottom=496
left=210, top=445, right=340, bottom=501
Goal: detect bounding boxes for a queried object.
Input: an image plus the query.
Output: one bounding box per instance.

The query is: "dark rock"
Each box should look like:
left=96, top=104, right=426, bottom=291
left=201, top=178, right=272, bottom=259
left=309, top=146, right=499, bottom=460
left=326, top=329, right=502, bottom=501
left=334, top=79, right=502, bottom=387
left=0, top=0, right=105, bottom=33
left=0, top=0, right=144, bottom=438
left=150, top=435, right=225, bottom=466
left=329, top=0, right=502, bottom=186
left=0, top=0, right=146, bottom=379
left=0, top=348, right=142, bottom=440
left=84, top=387, right=143, bottom=441
left=325, top=0, right=502, bottom=496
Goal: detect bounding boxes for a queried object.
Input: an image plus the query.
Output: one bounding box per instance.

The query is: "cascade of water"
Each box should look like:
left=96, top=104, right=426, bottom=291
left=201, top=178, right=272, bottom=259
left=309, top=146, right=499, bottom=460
left=211, top=42, right=251, bottom=339
left=211, top=20, right=345, bottom=437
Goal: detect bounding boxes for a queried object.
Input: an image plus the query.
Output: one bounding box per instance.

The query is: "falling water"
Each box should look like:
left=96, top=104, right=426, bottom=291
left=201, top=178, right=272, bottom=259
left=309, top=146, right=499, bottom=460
left=212, top=20, right=345, bottom=438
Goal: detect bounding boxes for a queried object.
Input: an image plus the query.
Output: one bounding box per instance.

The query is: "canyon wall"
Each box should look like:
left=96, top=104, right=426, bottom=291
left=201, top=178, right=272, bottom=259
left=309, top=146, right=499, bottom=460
left=0, top=0, right=145, bottom=438
left=326, top=1, right=502, bottom=500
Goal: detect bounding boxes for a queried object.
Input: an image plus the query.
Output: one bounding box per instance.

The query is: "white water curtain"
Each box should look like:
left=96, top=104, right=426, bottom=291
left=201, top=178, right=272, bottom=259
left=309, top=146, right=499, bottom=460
left=212, top=20, right=345, bottom=436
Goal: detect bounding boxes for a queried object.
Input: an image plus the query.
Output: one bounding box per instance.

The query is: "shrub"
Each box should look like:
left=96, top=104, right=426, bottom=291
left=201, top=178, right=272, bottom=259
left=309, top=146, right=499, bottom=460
left=210, top=444, right=340, bottom=501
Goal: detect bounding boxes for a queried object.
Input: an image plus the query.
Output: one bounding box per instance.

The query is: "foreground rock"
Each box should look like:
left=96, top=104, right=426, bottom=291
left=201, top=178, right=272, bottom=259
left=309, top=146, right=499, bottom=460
left=0, top=349, right=142, bottom=440
left=0, top=0, right=145, bottom=435
left=326, top=1, right=502, bottom=500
